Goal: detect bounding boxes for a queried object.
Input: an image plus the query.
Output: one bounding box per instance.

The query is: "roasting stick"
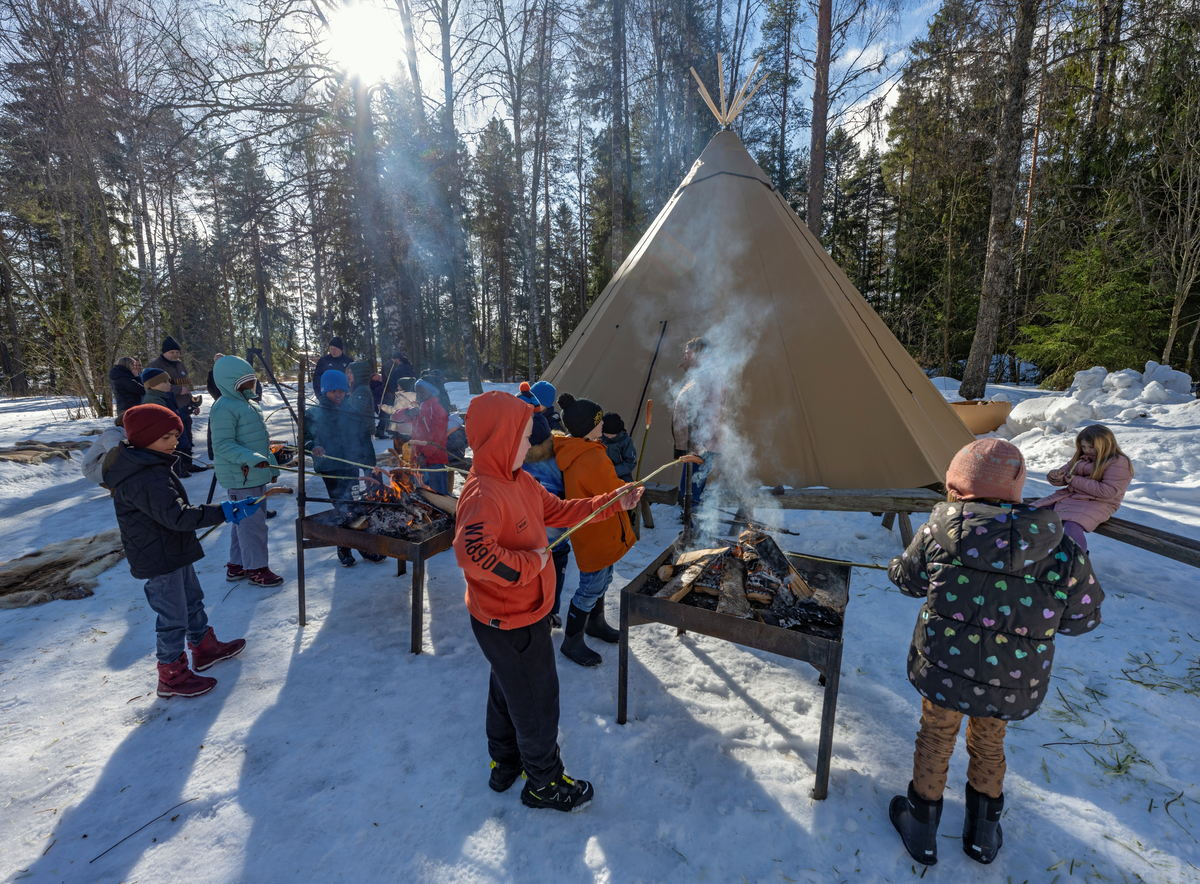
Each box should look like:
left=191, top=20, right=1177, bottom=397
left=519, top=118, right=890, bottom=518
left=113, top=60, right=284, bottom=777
left=199, top=486, right=294, bottom=541
left=545, top=455, right=703, bottom=554
left=304, top=449, right=471, bottom=476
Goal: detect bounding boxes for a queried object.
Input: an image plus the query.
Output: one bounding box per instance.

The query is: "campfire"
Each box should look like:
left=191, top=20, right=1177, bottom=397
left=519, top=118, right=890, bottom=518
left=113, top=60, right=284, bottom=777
left=329, top=465, right=455, bottom=541
left=639, top=528, right=844, bottom=637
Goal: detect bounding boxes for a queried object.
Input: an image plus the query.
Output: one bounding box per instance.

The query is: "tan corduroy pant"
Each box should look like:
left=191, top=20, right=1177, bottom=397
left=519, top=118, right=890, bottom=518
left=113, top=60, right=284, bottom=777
left=912, top=698, right=1008, bottom=801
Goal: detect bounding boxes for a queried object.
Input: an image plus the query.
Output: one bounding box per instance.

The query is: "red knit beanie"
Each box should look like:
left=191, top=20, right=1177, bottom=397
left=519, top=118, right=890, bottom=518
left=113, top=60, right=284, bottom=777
left=946, top=439, right=1027, bottom=502
left=123, top=403, right=183, bottom=449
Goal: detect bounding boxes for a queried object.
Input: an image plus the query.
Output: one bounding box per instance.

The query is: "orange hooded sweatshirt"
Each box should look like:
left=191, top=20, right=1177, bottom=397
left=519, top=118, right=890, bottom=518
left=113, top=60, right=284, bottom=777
left=554, top=435, right=636, bottom=573
left=455, top=391, right=627, bottom=629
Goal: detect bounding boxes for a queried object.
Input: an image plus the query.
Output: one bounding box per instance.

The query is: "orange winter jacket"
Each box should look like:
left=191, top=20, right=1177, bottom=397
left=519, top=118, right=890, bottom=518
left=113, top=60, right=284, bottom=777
left=455, top=392, right=627, bottom=629
left=555, top=435, right=636, bottom=573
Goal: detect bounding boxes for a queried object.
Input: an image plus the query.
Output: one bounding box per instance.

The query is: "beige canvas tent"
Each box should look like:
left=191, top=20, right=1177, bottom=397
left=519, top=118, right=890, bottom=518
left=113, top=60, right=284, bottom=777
left=542, top=129, right=974, bottom=491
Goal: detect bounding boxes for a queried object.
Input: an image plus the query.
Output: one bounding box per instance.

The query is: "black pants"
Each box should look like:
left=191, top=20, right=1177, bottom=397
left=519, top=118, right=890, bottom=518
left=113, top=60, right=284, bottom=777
left=470, top=615, right=562, bottom=789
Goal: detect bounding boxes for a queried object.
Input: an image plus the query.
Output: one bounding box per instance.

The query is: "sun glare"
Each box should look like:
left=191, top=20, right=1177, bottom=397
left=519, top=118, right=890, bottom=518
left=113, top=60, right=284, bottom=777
left=326, top=2, right=404, bottom=84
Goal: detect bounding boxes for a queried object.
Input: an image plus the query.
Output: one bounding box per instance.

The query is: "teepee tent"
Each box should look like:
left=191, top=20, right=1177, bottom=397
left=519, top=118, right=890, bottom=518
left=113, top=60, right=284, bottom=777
left=542, top=129, right=974, bottom=491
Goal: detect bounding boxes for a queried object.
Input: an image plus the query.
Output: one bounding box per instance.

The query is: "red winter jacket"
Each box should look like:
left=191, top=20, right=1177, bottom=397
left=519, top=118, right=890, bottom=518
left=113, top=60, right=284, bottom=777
left=412, top=397, right=449, bottom=465
left=454, top=391, right=627, bottom=629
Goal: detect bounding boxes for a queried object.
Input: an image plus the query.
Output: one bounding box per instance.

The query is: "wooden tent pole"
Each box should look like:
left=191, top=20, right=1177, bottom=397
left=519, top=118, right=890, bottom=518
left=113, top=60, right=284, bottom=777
left=690, top=68, right=723, bottom=125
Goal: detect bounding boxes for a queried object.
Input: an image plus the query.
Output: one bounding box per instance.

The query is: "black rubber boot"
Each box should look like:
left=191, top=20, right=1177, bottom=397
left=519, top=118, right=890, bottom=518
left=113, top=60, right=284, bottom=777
left=560, top=604, right=601, bottom=667
left=584, top=594, right=619, bottom=643
left=361, top=552, right=387, bottom=564
left=337, top=548, right=356, bottom=567
left=890, top=781, right=943, bottom=866
left=488, top=760, right=524, bottom=793
left=962, top=782, right=1004, bottom=864
left=520, top=773, right=594, bottom=811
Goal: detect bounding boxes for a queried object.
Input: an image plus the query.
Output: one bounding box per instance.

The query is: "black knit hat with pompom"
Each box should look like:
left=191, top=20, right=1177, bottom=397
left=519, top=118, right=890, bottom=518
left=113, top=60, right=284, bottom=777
left=557, top=392, right=604, bottom=438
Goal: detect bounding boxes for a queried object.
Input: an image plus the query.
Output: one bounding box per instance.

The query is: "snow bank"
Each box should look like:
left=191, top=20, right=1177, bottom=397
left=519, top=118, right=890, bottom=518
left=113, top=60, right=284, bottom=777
left=1006, top=362, right=1195, bottom=434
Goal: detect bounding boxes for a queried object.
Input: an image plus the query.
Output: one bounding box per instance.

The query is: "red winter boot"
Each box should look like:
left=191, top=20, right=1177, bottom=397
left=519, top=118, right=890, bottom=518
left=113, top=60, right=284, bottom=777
left=157, top=653, right=217, bottom=699
left=246, top=567, right=284, bottom=588
left=188, top=627, right=246, bottom=671
left=226, top=563, right=247, bottom=582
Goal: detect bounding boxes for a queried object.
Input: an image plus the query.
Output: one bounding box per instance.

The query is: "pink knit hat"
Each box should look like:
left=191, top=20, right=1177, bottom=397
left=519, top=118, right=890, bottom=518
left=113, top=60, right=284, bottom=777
left=946, top=439, right=1027, bottom=502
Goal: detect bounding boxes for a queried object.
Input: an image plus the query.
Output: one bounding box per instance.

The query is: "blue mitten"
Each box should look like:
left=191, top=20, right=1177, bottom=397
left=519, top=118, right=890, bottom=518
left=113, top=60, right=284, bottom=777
left=220, top=500, right=238, bottom=523
left=233, top=497, right=262, bottom=522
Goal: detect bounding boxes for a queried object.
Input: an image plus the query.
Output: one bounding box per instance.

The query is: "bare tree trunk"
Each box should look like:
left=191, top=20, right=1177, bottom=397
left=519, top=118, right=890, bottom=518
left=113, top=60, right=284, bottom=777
left=807, top=0, right=831, bottom=238
left=436, top=0, right=483, bottom=392
left=611, top=0, right=624, bottom=269
left=960, top=0, right=1039, bottom=401
left=0, top=258, right=28, bottom=395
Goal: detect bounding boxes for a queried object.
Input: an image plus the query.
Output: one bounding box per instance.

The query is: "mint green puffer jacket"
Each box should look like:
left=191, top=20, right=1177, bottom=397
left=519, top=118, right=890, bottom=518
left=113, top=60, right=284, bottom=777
left=209, top=356, right=279, bottom=490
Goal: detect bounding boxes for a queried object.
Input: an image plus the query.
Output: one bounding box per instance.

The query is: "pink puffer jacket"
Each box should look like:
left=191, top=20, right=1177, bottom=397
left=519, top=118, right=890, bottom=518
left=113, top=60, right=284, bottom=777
left=1033, top=455, right=1133, bottom=532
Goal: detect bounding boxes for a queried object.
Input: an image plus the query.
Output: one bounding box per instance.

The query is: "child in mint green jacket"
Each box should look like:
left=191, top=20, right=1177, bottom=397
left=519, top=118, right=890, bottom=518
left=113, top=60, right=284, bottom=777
left=209, top=355, right=282, bottom=587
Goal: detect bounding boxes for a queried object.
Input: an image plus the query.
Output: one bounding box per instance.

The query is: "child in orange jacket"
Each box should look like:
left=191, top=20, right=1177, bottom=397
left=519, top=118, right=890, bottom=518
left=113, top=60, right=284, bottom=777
left=453, top=391, right=642, bottom=812
left=553, top=392, right=637, bottom=667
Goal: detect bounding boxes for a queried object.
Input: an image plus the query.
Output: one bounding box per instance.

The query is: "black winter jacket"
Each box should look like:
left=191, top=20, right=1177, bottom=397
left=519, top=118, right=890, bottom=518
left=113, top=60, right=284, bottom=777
left=314, top=352, right=353, bottom=393
left=109, top=365, right=144, bottom=417
left=602, top=431, right=638, bottom=481
left=148, top=354, right=192, bottom=412
left=889, top=501, right=1103, bottom=722
left=104, top=444, right=226, bottom=579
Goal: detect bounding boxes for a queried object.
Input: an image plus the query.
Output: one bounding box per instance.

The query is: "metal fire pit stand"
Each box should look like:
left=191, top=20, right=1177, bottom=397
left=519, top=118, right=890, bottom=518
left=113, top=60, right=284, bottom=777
left=617, top=537, right=851, bottom=800
left=294, top=359, right=454, bottom=654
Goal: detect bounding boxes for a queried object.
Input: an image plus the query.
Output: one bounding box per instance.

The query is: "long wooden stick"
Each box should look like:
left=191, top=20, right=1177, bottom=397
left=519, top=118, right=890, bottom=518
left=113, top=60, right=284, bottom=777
left=729, top=74, right=768, bottom=121
left=690, top=68, right=724, bottom=124
left=199, top=487, right=293, bottom=541
left=726, top=56, right=761, bottom=122
left=545, top=456, right=701, bottom=553
left=634, top=399, right=652, bottom=481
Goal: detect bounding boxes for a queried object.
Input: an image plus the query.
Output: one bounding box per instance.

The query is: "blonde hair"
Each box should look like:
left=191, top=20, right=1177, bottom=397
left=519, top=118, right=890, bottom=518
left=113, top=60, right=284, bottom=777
left=1069, top=425, right=1133, bottom=482
left=116, top=356, right=137, bottom=371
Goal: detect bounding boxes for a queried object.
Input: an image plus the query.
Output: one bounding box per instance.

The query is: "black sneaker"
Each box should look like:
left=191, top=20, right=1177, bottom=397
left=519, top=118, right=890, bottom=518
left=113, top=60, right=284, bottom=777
left=548, top=613, right=562, bottom=629
left=265, top=509, right=277, bottom=520
left=337, top=548, right=357, bottom=568
left=362, top=552, right=387, bottom=564
left=489, top=760, right=524, bottom=793
left=520, top=774, right=594, bottom=812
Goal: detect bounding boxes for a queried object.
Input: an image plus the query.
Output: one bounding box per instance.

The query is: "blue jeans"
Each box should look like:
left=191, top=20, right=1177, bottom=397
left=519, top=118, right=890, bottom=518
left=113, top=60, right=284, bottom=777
left=421, top=468, right=449, bottom=496
left=678, top=452, right=719, bottom=508
left=144, top=563, right=209, bottom=664
left=570, top=565, right=613, bottom=614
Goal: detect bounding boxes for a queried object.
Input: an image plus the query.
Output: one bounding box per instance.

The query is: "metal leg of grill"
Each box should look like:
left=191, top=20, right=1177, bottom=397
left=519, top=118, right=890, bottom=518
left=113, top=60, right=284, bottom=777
left=410, top=553, right=425, bottom=654
left=296, top=518, right=306, bottom=627
left=617, top=590, right=630, bottom=725
left=813, top=642, right=843, bottom=800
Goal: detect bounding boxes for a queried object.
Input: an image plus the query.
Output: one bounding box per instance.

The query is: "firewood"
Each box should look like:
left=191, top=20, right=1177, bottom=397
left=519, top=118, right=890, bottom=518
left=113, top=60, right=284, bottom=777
left=349, top=516, right=370, bottom=530
left=746, top=590, right=773, bottom=604
left=654, top=552, right=721, bottom=602
left=673, top=546, right=730, bottom=567
left=656, top=564, right=675, bottom=582
left=788, top=570, right=815, bottom=599
left=716, top=556, right=751, bottom=618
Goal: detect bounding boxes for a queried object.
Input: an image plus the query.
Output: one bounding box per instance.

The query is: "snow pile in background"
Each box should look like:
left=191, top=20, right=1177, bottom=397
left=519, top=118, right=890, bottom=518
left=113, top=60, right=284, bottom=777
left=1005, top=362, right=1196, bottom=436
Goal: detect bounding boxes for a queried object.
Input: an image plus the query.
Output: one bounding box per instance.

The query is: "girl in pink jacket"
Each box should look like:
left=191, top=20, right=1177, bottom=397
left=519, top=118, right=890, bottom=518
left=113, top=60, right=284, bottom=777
left=1033, top=425, right=1134, bottom=552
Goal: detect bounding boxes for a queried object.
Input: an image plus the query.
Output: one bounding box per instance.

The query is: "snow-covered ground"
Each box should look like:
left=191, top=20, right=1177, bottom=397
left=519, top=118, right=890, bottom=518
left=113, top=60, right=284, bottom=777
left=2, top=378, right=1198, bottom=883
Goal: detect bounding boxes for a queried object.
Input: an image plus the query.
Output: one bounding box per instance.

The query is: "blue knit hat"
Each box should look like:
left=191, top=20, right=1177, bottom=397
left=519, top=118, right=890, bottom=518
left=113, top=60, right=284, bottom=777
left=415, top=378, right=439, bottom=399
left=321, top=369, right=349, bottom=395
left=530, top=380, right=556, bottom=410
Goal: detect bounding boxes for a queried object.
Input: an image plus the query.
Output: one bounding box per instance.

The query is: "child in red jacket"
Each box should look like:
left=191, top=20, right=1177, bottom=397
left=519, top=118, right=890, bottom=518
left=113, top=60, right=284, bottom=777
left=454, top=391, right=643, bottom=812
left=412, top=378, right=450, bottom=494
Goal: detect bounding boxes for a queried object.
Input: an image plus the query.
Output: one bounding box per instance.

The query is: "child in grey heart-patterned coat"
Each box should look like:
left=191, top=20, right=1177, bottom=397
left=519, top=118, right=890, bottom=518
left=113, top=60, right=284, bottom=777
left=886, top=438, right=1104, bottom=867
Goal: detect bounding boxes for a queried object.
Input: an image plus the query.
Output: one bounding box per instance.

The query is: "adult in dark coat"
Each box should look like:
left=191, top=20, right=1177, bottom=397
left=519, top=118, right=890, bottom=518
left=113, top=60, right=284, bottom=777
left=109, top=357, right=144, bottom=421
left=313, top=336, right=352, bottom=394
left=148, top=336, right=199, bottom=466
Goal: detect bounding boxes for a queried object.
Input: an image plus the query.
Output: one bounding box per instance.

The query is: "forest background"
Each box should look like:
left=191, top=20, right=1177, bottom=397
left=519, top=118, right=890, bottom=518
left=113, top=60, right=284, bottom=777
left=0, top=0, right=1197, bottom=415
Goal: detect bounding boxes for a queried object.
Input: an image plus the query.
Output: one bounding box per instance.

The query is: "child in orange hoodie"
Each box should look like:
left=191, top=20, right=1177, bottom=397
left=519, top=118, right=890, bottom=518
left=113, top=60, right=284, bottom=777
left=553, top=392, right=637, bottom=667
left=454, top=391, right=643, bottom=812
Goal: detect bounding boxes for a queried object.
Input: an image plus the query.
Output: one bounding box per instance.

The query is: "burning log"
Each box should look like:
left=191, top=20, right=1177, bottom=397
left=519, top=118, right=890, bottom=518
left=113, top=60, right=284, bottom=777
left=653, top=550, right=723, bottom=602
left=716, top=555, right=751, bottom=618
left=740, top=528, right=814, bottom=598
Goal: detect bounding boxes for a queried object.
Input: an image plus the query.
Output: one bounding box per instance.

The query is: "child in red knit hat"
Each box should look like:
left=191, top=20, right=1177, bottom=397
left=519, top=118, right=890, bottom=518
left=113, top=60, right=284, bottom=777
left=105, top=404, right=259, bottom=698
left=885, top=439, right=1104, bottom=866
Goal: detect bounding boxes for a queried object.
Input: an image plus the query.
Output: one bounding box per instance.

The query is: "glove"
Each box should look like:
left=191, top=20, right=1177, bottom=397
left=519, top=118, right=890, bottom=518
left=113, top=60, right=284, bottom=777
left=220, top=498, right=261, bottom=524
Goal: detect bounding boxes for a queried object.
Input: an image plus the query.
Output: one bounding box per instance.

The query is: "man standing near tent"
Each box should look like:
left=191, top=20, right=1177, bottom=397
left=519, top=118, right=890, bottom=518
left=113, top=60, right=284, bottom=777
left=672, top=337, right=725, bottom=507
